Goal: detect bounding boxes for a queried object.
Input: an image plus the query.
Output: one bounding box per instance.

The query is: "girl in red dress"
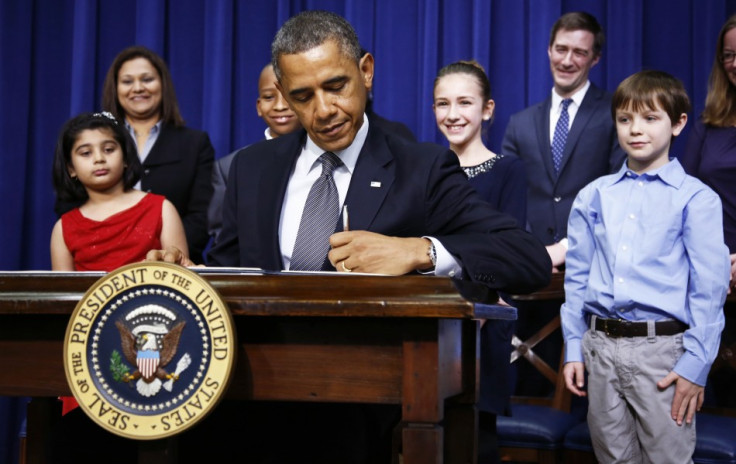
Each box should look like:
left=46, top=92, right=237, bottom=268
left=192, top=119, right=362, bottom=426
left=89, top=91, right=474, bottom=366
left=50, top=112, right=188, bottom=271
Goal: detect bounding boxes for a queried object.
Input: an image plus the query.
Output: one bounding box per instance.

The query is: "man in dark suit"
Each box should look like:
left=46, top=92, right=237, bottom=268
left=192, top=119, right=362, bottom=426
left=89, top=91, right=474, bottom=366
left=502, top=11, right=625, bottom=271
left=202, top=10, right=550, bottom=293
left=150, top=10, right=550, bottom=463
left=500, top=11, right=625, bottom=398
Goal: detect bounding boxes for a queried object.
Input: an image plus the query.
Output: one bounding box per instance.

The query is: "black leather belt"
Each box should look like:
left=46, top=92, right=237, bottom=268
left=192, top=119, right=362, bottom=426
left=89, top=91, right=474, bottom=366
left=593, top=317, right=687, bottom=338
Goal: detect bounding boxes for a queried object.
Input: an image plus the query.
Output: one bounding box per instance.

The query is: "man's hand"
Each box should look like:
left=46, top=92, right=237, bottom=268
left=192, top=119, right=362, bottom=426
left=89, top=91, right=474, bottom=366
left=546, top=241, right=567, bottom=272
left=328, top=231, right=431, bottom=275
left=729, top=253, right=736, bottom=293
left=563, top=361, right=587, bottom=397
left=657, top=371, right=704, bottom=425
left=145, top=246, right=195, bottom=267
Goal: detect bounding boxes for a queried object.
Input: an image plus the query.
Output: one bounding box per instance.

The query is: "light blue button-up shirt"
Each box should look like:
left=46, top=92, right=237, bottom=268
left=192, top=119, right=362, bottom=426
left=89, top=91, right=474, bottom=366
left=561, top=159, right=728, bottom=385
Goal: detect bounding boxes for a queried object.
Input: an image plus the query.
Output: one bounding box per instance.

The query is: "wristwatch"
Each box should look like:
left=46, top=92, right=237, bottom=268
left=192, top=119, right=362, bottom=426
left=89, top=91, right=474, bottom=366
left=427, top=241, right=437, bottom=268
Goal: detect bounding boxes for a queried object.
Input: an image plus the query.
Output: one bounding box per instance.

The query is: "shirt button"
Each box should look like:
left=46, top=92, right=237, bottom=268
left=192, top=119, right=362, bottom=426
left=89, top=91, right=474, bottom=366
left=622, top=245, right=628, bottom=251
left=554, top=197, right=562, bottom=203
left=449, top=270, right=456, bottom=277
left=618, top=277, right=624, bottom=283
left=629, top=213, right=636, bottom=220
left=638, top=181, right=644, bottom=187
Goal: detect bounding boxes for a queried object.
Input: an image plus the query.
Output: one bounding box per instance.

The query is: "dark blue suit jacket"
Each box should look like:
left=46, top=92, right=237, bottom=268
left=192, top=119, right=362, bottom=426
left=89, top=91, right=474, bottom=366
left=209, top=124, right=551, bottom=294
left=502, top=84, right=625, bottom=245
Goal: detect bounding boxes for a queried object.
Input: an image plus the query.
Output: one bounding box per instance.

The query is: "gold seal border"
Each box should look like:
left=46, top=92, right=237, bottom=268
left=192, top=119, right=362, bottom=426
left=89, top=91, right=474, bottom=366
left=63, top=262, right=236, bottom=440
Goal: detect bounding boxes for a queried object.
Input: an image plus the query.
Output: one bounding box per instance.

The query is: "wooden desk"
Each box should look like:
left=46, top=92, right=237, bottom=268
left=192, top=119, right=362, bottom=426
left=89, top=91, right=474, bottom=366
left=0, top=271, right=505, bottom=464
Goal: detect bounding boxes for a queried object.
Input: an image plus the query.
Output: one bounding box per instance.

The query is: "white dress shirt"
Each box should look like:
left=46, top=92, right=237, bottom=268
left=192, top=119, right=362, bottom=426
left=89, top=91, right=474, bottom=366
left=548, top=80, right=590, bottom=145
left=279, top=115, right=461, bottom=276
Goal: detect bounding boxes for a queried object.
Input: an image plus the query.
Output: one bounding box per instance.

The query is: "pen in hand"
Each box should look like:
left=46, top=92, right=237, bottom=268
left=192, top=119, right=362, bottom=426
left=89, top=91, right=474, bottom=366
left=342, top=204, right=349, bottom=231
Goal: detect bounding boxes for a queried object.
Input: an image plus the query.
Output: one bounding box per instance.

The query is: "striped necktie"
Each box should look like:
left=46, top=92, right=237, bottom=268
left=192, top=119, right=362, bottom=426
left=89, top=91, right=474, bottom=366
left=290, top=152, right=343, bottom=271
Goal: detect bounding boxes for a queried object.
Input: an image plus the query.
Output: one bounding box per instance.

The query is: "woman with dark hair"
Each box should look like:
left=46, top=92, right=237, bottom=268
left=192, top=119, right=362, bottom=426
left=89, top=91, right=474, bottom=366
left=100, top=46, right=214, bottom=263
left=681, top=15, right=736, bottom=287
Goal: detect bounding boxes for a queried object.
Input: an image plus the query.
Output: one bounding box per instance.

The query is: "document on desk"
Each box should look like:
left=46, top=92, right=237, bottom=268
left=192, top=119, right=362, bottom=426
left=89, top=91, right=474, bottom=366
left=189, top=267, right=265, bottom=275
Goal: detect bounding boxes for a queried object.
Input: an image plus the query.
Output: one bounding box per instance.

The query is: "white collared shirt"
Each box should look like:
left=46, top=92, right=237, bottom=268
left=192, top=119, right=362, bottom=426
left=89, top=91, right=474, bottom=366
left=279, top=116, right=367, bottom=269
left=278, top=115, right=460, bottom=277
left=548, top=80, right=590, bottom=145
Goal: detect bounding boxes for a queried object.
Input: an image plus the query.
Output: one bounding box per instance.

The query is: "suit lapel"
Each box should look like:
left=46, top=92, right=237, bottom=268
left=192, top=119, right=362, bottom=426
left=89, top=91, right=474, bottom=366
left=141, top=125, right=178, bottom=166
left=558, top=85, right=602, bottom=174
left=343, top=126, right=395, bottom=231
left=535, top=98, right=557, bottom=182
left=258, top=132, right=305, bottom=268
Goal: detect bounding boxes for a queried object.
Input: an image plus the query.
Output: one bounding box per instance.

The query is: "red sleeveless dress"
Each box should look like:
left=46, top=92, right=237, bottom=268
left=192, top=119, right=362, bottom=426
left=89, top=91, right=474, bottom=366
left=59, top=193, right=164, bottom=413
left=61, top=193, right=164, bottom=271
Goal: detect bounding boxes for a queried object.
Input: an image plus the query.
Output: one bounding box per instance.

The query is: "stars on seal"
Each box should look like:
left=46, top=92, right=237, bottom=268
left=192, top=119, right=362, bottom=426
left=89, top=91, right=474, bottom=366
left=85, top=285, right=216, bottom=416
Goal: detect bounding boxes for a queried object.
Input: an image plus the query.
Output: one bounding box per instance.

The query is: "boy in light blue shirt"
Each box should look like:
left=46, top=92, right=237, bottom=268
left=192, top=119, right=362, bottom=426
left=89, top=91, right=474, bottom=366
left=561, top=70, right=729, bottom=463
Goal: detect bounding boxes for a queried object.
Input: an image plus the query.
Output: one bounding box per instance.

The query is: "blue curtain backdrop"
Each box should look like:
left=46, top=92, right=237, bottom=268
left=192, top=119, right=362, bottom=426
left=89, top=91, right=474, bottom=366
left=2, top=0, right=736, bottom=460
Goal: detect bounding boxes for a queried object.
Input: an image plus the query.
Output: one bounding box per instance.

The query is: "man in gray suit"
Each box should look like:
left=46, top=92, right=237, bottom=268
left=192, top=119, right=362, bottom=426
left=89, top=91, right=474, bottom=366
left=502, top=11, right=625, bottom=271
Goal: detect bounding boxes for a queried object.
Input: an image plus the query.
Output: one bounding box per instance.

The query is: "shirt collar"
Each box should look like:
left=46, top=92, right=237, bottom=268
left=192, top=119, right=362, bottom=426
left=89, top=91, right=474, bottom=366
left=551, top=80, right=590, bottom=111
left=303, top=113, right=368, bottom=175
left=265, top=127, right=274, bottom=140
left=613, top=158, right=686, bottom=188
left=124, top=119, right=162, bottom=137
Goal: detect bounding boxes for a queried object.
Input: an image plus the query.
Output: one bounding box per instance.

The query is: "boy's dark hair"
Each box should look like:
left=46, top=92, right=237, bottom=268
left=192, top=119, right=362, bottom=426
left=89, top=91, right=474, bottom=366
left=549, top=12, right=605, bottom=58
left=101, top=46, right=185, bottom=127
left=271, top=10, right=362, bottom=81
left=611, top=70, right=691, bottom=126
left=52, top=112, right=142, bottom=203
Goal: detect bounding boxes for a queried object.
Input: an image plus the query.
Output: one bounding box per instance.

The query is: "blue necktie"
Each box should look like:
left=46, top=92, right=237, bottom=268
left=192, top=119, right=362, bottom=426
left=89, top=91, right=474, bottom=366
left=551, top=99, right=572, bottom=173
left=290, top=152, right=343, bottom=271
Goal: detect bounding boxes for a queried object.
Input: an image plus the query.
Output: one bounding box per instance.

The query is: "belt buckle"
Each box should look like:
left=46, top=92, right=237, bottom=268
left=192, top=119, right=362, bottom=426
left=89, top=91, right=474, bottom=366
left=603, top=319, right=612, bottom=336
left=603, top=318, right=624, bottom=337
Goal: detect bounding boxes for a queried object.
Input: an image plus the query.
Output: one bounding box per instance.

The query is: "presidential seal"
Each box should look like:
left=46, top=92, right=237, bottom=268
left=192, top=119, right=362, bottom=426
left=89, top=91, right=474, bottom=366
left=63, top=262, right=236, bottom=440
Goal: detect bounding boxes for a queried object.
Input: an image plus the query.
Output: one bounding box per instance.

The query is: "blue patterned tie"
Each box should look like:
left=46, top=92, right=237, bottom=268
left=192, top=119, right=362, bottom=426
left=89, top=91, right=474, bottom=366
left=551, top=99, right=572, bottom=173
left=290, top=152, right=343, bottom=271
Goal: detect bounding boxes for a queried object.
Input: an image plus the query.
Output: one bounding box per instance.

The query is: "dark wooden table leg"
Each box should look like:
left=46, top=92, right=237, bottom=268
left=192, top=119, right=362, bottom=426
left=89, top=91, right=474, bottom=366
left=25, top=398, right=55, bottom=464
left=444, top=319, right=479, bottom=464
left=402, top=319, right=476, bottom=464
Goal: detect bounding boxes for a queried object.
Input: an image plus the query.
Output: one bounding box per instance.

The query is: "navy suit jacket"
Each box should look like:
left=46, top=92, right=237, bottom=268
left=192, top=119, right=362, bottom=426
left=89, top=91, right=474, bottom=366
left=209, top=123, right=551, bottom=294
left=502, top=84, right=625, bottom=245
left=206, top=113, right=415, bottom=243
left=141, top=124, right=214, bottom=263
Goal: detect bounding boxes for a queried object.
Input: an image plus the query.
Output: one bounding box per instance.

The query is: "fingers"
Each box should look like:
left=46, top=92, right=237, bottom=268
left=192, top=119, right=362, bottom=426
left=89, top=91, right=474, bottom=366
left=657, top=371, right=677, bottom=390
left=662, top=372, right=704, bottom=426
left=563, top=362, right=587, bottom=397
left=329, top=231, right=355, bottom=248
left=144, top=246, right=189, bottom=266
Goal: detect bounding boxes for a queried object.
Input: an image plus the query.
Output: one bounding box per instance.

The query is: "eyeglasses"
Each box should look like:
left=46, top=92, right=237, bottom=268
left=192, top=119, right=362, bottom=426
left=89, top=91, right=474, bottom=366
left=721, top=51, right=736, bottom=64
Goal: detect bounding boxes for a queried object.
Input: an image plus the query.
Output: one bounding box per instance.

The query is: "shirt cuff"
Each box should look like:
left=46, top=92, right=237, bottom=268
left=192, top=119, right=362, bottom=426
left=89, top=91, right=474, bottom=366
left=674, top=351, right=711, bottom=387
left=564, top=339, right=584, bottom=364
left=421, top=237, right=462, bottom=278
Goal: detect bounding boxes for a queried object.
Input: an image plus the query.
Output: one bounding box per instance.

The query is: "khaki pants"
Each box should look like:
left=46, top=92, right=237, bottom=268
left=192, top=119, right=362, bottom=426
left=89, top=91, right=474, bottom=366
left=582, top=325, right=695, bottom=464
